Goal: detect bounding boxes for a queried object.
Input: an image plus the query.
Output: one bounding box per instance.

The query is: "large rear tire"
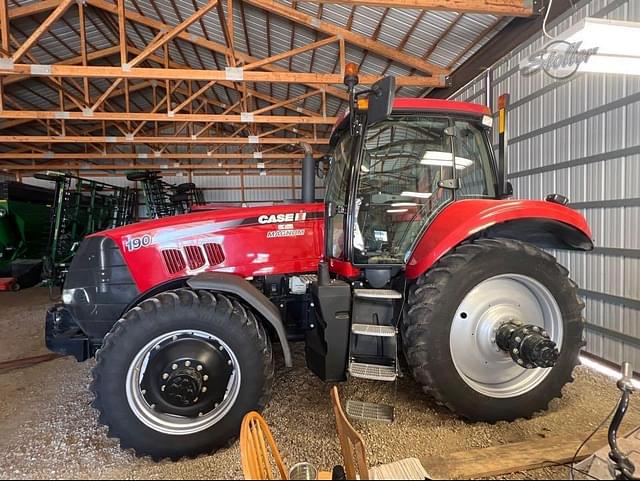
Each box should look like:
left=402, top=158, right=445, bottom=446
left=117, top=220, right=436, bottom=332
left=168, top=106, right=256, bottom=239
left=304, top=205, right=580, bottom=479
left=91, top=288, right=273, bottom=461
left=402, top=239, right=585, bottom=422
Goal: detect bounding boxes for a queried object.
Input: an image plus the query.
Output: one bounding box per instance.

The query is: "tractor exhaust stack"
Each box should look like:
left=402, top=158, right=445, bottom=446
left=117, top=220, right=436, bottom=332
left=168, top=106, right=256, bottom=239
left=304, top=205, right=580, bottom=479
left=301, top=143, right=315, bottom=203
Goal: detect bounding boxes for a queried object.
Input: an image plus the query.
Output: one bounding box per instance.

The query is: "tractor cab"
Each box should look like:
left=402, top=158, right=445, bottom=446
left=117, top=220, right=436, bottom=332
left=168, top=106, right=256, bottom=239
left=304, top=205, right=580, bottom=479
left=323, top=67, right=499, bottom=285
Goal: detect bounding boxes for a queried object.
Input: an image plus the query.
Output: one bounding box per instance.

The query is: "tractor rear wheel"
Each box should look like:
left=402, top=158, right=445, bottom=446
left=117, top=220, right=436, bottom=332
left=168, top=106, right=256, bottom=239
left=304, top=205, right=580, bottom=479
left=402, top=239, right=585, bottom=422
left=91, top=288, right=273, bottom=461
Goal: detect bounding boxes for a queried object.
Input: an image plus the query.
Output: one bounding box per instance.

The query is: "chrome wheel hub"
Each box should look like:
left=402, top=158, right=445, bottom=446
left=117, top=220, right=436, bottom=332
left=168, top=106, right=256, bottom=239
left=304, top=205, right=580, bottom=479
left=126, top=330, right=241, bottom=436
left=450, top=274, right=564, bottom=399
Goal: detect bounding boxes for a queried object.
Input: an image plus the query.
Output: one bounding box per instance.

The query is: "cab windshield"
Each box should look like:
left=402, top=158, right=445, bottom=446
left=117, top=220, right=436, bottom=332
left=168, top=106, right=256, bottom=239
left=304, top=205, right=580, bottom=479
left=345, top=114, right=497, bottom=265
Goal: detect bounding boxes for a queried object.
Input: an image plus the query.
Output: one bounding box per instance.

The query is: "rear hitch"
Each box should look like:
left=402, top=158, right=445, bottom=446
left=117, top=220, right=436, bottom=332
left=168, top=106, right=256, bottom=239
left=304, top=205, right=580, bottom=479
left=496, top=322, right=559, bottom=369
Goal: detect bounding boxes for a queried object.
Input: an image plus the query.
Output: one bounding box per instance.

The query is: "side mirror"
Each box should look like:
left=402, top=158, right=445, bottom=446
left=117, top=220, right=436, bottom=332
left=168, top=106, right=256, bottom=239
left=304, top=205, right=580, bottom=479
left=502, top=181, right=514, bottom=198
left=367, top=76, right=396, bottom=126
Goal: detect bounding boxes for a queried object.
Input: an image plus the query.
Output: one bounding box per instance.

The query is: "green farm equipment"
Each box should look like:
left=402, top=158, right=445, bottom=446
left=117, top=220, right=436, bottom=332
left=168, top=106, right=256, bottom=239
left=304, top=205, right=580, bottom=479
left=35, top=172, right=137, bottom=287
left=127, top=171, right=205, bottom=219
left=0, top=181, right=55, bottom=289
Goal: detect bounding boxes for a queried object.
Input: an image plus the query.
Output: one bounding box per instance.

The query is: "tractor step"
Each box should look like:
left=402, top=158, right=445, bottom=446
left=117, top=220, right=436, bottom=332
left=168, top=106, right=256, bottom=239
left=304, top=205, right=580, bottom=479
left=346, top=400, right=395, bottom=424
left=349, top=361, right=397, bottom=382
left=353, top=289, right=403, bottom=300
left=351, top=323, right=396, bottom=338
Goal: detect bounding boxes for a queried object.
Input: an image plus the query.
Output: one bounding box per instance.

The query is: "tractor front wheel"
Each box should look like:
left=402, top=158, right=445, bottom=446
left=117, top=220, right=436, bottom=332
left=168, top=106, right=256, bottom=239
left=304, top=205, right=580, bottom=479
left=402, top=239, right=585, bottom=422
left=91, top=288, right=273, bottom=461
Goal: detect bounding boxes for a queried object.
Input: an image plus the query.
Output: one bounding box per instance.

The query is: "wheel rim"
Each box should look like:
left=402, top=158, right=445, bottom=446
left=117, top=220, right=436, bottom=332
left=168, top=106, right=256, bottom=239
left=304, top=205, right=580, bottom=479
left=126, top=329, right=242, bottom=436
left=450, top=274, right=564, bottom=399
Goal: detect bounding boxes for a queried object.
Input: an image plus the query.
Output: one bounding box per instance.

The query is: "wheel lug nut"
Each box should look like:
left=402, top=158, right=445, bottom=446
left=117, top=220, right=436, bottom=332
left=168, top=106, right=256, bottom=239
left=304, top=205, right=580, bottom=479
left=203, top=375, right=209, bottom=382
left=199, top=412, right=204, bottom=417
left=227, top=360, right=232, bottom=366
left=197, top=365, right=203, bottom=372
left=172, top=364, right=178, bottom=370
left=513, top=349, right=519, bottom=355
left=219, top=346, right=225, bottom=351
left=202, top=387, right=208, bottom=393
left=141, top=389, right=147, bottom=395
left=151, top=404, right=156, bottom=410
left=161, top=385, right=166, bottom=392
left=185, top=361, right=191, bottom=367
left=162, top=373, right=169, bottom=380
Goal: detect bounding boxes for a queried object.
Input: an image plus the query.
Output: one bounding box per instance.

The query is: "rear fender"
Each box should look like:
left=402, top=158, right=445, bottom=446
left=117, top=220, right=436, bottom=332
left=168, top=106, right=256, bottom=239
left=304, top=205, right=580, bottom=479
left=405, top=199, right=594, bottom=280
left=187, top=272, right=292, bottom=367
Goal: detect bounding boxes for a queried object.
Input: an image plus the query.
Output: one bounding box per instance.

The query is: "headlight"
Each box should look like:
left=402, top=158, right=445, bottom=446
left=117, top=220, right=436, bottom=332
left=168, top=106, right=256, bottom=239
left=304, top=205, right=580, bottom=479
left=62, top=288, right=90, bottom=305
left=62, top=289, right=75, bottom=304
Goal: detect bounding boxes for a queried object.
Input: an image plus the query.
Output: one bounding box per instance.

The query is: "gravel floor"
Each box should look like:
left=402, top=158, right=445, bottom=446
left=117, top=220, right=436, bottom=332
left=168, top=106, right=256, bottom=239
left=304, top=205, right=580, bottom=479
left=1, top=288, right=639, bottom=480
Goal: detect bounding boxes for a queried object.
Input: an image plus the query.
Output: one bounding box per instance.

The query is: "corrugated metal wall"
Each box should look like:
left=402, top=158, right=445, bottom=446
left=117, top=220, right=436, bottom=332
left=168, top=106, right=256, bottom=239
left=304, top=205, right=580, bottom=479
left=451, top=0, right=640, bottom=367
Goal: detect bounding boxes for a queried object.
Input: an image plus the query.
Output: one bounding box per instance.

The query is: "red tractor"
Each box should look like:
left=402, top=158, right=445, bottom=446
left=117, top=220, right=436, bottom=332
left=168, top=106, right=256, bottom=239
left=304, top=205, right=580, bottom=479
left=46, top=69, right=593, bottom=461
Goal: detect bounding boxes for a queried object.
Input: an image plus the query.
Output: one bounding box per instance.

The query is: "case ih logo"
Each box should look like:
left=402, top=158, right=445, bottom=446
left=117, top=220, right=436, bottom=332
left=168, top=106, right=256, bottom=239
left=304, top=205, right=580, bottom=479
left=521, top=41, right=599, bottom=80
left=258, top=212, right=307, bottom=224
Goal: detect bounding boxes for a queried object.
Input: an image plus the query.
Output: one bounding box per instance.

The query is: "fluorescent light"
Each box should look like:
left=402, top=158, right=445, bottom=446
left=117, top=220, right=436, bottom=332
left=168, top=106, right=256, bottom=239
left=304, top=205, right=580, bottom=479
left=401, top=191, right=433, bottom=199
left=580, top=355, right=640, bottom=390
left=387, top=209, right=408, bottom=213
left=421, top=151, right=474, bottom=169
left=391, top=202, right=418, bottom=207
left=554, top=18, right=640, bottom=76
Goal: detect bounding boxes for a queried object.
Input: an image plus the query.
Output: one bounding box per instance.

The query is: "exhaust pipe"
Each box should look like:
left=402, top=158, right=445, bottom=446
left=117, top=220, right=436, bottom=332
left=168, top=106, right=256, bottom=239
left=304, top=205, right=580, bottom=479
left=301, top=143, right=315, bottom=204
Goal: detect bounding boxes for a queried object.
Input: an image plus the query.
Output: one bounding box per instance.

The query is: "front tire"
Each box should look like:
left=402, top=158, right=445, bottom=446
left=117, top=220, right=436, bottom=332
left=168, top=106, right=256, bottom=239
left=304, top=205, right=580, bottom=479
left=91, top=288, right=274, bottom=461
left=402, top=239, right=585, bottom=422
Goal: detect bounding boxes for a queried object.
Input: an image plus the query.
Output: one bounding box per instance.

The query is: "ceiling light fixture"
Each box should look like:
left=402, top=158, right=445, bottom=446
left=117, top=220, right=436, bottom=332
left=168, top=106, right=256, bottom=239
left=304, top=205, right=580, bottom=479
left=554, top=18, right=640, bottom=76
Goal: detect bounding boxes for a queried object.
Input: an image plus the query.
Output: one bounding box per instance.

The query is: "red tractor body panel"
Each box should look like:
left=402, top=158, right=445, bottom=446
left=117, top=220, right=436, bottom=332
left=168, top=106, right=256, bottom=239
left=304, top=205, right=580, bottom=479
left=405, top=199, right=594, bottom=279
left=94, top=203, right=325, bottom=293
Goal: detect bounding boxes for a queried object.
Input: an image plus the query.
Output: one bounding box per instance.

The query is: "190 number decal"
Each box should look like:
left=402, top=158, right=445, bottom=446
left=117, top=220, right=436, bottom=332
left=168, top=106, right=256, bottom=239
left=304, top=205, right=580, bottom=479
left=125, top=234, right=152, bottom=252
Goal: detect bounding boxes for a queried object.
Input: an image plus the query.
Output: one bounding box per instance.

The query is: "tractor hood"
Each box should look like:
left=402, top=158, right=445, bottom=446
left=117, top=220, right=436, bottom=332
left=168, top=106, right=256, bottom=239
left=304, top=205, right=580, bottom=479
left=88, top=203, right=325, bottom=293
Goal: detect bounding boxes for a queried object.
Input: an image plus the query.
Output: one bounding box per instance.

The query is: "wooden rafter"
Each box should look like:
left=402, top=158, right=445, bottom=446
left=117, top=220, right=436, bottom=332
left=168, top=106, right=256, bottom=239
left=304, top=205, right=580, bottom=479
left=243, top=0, right=450, bottom=76
left=0, top=135, right=330, bottom=145
left=297, top=0, right=534, bottom=16
left=0, top=64, right=445, bottom=86
left=11, top=0, right=74, bottom=63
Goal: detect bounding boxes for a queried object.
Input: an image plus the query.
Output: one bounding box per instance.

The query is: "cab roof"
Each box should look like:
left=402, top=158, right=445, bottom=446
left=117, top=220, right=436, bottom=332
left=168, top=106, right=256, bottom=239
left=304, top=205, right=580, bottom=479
left=331, top=98, right=492, bottom=140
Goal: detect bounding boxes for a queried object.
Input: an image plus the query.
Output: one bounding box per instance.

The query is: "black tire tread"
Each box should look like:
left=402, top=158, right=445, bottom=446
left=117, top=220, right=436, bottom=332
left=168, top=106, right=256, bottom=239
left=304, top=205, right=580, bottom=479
left=401, top=238, right=585, bottom=421
left=91, top=288, right=274, bottom=461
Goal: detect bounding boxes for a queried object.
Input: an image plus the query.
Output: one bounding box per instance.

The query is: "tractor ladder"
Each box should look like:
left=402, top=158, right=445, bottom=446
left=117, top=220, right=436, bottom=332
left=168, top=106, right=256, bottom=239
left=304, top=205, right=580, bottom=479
left=346, top=288, right=403, bottom=424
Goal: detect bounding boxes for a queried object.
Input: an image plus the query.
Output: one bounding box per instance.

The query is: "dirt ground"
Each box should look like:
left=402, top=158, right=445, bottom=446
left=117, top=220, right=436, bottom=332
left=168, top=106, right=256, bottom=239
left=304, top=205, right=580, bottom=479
left=0, top=288, right=638, bottom=480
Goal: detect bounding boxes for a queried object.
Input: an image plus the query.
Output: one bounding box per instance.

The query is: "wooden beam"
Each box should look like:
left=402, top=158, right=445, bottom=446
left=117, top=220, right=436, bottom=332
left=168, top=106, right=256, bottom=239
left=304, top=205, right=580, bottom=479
left=0, top=0, right=9, bottom=55
left=423, top=433, right=611, bottom=480
left=298, top=0, right=534, bottom=16
left=0, top=162, right=306, bottom=171
left=2, top=46, right=120, bottom=86
left=0, top=152, right=319, bottom=160
left=86, top=0, right=348, bottom=100
left=130, top=48, right=325, bottom=117
left=243, top=35, right=340, bottom=71
left=117, top=0, right=127, bottom=66
left=8, top=0, right=61, bottom=20
left=11, top=0, right=74, bottom=63
left=0, top=64, right=446, bottom=86
left=0, top=110, right=338, bottom=124
left=242, top=0, right=450, bottom=76
left=0, top=135, right=330, bottom=145
left=127, top=0, right=218, bottom=69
